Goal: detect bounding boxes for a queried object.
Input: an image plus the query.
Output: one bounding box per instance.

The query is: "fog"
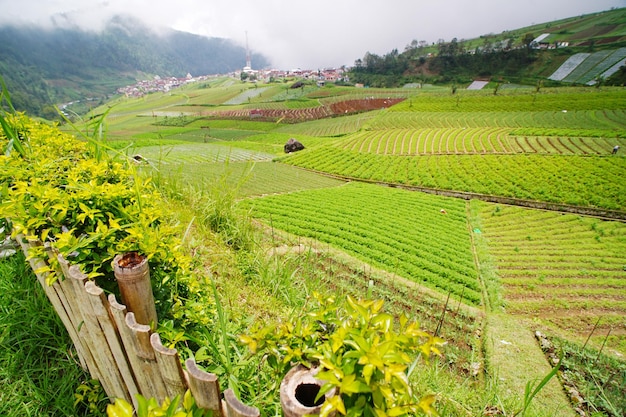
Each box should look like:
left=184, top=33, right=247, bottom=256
left=1, top=0, right=624, bottom=69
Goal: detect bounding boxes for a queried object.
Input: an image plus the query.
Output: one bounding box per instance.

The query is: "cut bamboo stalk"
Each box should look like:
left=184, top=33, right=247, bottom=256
left=224, top=388, right=260, bottom=417
left=109, top=294, right=147, bottom=409
left=125, top=312, right=169, bottom=402
left=85, top=279, right=138, bottom=403
left=184, top=358, right=224, bottom=417
left=16, top=237, right=89, bottom=371
left=64, top=263, right=128, bottom=400
left=112, top=253, right=157, bottom=328
left=280, top=364, right=333, bottom=417
left=150, top=333, right=187, bottom=401
left=52, top=255, right=104, bottom=383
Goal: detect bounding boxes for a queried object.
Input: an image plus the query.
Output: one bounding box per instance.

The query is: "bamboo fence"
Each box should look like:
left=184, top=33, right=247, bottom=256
left=17, top=236, right=259, bottom=417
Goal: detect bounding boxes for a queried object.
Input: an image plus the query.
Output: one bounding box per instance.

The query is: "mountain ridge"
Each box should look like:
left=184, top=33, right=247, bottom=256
left=0, top=15, right=269, bottom=118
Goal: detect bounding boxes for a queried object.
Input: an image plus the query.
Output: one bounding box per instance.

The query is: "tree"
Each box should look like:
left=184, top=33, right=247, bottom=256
left=522, top=33, right=535, bottom=50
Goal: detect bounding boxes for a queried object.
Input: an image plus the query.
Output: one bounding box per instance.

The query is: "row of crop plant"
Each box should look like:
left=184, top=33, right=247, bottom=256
left=280, top=149, right=626, bottom=211
left=474, top=202, right=626, bottom=354
left=370, top=108, right=626, bottom=131
left=341, top=128, right=624, bottom=155
left=240, top=182, right=482, bottom=305
left=388, top=88, right=626, bottom=113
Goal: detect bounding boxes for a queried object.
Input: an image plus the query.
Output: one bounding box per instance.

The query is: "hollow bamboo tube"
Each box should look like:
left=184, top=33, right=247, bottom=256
left=124, top=312, right=168, bottom=401
left=17, top=237, right=89, bottom=371
left=150, top=333, right=187, bottom=401
left=184, top=358, right=224, bottom=417
left=85, top=280, right=139, bottom=403
left=112, top=253, right=157, bottom=328
left=280, top=365, right=334, bottom=417
left=224, top=388, right=260, bottom=417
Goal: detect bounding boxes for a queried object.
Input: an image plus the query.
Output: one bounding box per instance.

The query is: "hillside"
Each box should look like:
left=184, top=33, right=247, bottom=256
left=0, top=15, right=269, bottom=118
left=350, top=7, right=626, bottom=87
left=80, top=78, right=625, bottom=416
left=3, top=63, right=625, bottom=415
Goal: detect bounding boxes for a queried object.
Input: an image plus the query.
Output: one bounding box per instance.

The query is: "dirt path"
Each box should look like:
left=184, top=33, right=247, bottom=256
left=485, top=313, right=577, bottom=417
left=467, top=200, right=576, bottom=416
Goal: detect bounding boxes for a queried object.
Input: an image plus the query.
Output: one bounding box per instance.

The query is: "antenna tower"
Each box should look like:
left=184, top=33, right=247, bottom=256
left=245, top=31, right=252, bottom=70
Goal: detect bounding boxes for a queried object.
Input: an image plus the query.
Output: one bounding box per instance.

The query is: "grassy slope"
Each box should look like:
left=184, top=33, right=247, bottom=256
left=0, top=253, right=96, bottom=416
left=72, top=78, right=625, bottom=415
left=485, top=313, right=577, bottom=417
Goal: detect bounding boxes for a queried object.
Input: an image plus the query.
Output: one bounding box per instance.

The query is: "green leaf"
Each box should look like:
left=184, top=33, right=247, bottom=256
left=325, top=395, right=346, bottom=416
left=165, top=394, right=181, bottom=417
left=347, top=295, right=370, bottom=320
left=106, top=398, right=134, bottom=417
left=362, top=363, right=376, bottom=385
left=183, top=390, right=194, bottom=411
left=417, top=394, right=438, bottom=416
left=371, top=313, right=393, bottom=333
left=136, top=394, right=149, bottom=417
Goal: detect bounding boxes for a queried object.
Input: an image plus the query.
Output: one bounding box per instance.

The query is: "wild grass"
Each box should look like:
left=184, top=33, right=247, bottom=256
left=0, top=252, right=103, bottom=417
left=551, top=335, right=626, bottom=417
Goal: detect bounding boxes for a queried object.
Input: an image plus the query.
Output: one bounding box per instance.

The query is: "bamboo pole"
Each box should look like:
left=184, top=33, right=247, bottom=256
left=224, top=389, right=260, bottom=417
left=112, top=253, right=157, bottom=328
left=63, top=263, right=129, bottom=400
left=109, top=294, right=148, bottom=408
left=16, top=237, right=89, bottom=371
left=150, top=333, right=187, bottom=401
left=124, top=312, right=169, bottom=401
left=184, top=358, right=224, bottom=417
left=52, top=255, right=104, bottom=384
left=84, top=279, right=139, bottom=403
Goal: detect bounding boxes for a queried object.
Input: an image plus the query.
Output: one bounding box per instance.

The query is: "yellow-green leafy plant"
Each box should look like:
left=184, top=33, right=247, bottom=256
left=240, top=293, right=444, bottom=417
left=74, top=379, right=107, bottom=416
left=0, top=107, right=214, bottom=346
left=106, top=390, right=211, bottom=417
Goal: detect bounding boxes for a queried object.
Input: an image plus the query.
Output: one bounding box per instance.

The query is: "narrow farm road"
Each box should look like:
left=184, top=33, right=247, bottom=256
left=466, top=200, right=576, bottom=416
left=485, top=313, right=576, bottom=417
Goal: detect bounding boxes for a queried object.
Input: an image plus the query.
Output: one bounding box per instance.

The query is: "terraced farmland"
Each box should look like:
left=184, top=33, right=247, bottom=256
left=389, top=88, right=626, bottom=113
left=474, top=202, right=626, bottom=353
left=241, top=182, right=482, bottom=305
left=275, top=111, right=377, bottom=137
left=152, top=161, right=346, bottom=198
left=281, top=148, right=626, bottom=211
left=132, top=142, right=275, bottom=164
left=368, top=109, right=626, bottom=132
left=339, top=128, right=625, bottom=155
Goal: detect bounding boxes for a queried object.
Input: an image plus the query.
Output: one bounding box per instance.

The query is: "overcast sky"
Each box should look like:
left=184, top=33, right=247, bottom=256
left=1, top=0, right=624, bottom=70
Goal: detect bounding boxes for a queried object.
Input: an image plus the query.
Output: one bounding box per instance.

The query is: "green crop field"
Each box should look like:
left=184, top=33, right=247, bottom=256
left=133, top=142, right=275, bottom=164
left=280, top=149, right=626, bottom=210
left=152, top=160, right=346, bottom=198
left=90, top=78, right=626, bottom=363
left=275, top=111, right=377, bottom=137
left=474, top=202, right=626, bottom=353
left=241, top=182, right=482, bottom=304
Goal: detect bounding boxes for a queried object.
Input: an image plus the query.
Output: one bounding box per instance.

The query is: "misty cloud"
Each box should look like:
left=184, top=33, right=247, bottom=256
left=0, top=0, right=623, bottom=69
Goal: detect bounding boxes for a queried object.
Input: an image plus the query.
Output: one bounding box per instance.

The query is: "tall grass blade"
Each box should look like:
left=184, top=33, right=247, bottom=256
left=0, top=77, right=28, bottom=158
left=518, top=351, right=563, bottom=417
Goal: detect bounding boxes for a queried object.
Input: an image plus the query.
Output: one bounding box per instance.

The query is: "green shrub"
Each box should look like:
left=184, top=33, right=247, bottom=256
left=0, top=111, right=214, bottom=347
left=240, top=292, right=444, bottom=417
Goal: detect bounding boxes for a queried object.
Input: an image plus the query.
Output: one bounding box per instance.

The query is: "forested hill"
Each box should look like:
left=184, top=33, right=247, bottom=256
left=349, top=7, right=626, bottom=88
left=0, top=15, right=269, bottom=118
